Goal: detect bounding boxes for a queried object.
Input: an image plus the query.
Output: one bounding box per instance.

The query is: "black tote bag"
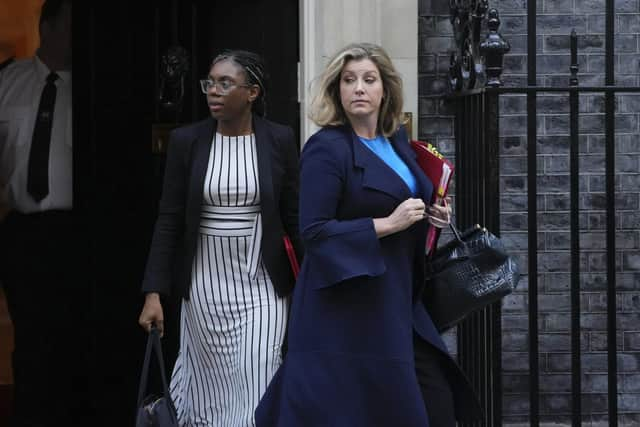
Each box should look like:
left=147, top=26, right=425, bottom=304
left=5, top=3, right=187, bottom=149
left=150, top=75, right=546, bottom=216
left=423, top=224, right=521, bottom=332
left=135, top=327, right=179, bottom=427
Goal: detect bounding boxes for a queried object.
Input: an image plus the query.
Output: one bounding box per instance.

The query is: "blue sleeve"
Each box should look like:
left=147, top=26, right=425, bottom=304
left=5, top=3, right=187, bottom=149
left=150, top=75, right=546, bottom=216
left=299, top=134, right=386, bottom=289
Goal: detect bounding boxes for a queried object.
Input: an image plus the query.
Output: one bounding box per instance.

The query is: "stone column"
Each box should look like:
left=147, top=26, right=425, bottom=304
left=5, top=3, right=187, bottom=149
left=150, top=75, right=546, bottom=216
left=300, top=0, right=418, bottom=143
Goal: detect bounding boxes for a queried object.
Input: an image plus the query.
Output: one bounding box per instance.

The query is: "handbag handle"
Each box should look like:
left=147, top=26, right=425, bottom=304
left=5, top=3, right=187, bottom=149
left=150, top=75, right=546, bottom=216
left=441, top=223, right=484, bottom=256
left=449, top=223, right=463, bottom=242
left=136, top=326, right=172, bottom=406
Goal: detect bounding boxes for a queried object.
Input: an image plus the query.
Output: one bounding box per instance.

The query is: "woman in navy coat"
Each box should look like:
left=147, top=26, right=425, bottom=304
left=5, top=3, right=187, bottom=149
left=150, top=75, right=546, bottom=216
left=255, top=43, right=481, bottom=426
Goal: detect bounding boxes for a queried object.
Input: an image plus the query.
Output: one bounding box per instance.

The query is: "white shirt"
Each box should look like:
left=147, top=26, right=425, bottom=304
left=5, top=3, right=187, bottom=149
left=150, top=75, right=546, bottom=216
left=0, top=56, right=72, bottom=213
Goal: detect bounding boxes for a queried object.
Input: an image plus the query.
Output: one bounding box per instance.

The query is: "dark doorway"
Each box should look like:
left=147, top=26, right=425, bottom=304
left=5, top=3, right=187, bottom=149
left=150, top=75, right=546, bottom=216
left=72, top=1, right=299, bottom=425
left=153, top=0, right=300, bottom=134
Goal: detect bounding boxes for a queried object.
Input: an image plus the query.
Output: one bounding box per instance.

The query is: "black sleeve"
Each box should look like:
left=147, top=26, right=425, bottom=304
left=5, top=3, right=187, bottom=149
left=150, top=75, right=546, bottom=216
left=279, top=126, right=304, bottom=261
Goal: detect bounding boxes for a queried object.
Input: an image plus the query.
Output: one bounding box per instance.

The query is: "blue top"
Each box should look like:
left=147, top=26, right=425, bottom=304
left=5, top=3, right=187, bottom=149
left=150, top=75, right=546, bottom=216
left=358, top=134, right=417, bottom=195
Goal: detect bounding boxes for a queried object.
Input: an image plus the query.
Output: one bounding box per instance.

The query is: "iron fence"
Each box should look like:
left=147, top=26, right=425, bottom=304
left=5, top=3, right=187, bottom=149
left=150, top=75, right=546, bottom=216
left=447, top=0, right=640, bottom=425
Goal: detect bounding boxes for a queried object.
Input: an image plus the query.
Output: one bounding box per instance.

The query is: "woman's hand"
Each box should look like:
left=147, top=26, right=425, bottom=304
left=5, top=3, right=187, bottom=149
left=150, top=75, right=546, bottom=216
left=426, top=196, right=452, bottom=229
left=374, top=197, right=426, bottom=238
left=138, top=292, right=165, bottom=337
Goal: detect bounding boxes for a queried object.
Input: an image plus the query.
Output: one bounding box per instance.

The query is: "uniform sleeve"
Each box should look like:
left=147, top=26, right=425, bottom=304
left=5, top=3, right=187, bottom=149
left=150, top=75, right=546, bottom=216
left=299, top=135, right=385, bottom=289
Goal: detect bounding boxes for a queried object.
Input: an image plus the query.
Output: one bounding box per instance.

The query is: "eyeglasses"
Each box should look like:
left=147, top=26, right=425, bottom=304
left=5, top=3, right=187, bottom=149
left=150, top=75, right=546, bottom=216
left=199, top=79, right=252, bottom=95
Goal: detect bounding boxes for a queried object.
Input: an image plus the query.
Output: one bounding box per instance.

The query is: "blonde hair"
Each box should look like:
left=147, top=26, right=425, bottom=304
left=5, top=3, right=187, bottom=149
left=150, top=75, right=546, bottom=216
left=309, top=43, right=404, bottom=138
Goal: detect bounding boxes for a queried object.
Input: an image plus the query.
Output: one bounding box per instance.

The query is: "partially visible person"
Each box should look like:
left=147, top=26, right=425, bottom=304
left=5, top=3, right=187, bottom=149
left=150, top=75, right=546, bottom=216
left=138, top=49, right=302, bottom=427
left=0, top=1, right=79, bottom=426
left=255, top=43, right=481, bottom=426
left=0, top=57, right=14, bottom=73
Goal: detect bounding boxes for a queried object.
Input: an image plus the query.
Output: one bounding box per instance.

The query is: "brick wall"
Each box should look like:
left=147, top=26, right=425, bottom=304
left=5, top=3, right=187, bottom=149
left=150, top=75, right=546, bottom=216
left=418, top=0, right=640, bottom=425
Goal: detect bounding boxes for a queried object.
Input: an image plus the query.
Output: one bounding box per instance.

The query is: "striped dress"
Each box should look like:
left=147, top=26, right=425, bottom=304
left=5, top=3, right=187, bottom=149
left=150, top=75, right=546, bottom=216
left=170, top=132, right=289, bottom=427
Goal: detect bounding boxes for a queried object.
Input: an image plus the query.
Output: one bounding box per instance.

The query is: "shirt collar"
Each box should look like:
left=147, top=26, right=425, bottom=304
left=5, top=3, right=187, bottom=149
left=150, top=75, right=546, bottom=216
left=34, top=55, right=71, bottom=84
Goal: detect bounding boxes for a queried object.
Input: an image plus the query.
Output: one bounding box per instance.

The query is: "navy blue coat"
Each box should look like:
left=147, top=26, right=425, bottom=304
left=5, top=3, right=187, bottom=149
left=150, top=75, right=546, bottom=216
left=255, top=125, right=480, bottom=426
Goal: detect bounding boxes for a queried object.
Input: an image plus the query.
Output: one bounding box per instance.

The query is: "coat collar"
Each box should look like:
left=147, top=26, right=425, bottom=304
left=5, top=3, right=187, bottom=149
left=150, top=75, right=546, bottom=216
left=390, top=128, right=433, bottom=204
left=188, top=118, right=215, bottom=223
left=252, top=114, right=276, bottom=208
left=350, top=126, right=431, bottom=203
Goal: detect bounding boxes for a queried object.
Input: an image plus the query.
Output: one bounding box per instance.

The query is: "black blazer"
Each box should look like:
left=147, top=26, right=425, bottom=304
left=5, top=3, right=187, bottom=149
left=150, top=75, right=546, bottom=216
left=142, top=114, right=303, bottom=299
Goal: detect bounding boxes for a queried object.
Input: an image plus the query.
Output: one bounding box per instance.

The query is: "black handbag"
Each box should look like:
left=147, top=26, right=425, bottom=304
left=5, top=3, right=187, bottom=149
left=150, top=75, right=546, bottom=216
left=424, top=224, right=521, bottom=332
left=135, top=327, right=179, bottom=427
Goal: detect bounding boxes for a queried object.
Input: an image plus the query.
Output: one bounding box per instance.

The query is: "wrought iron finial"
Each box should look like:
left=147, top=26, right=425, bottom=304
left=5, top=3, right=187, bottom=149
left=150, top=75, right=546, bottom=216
left=480, top=9, right=510, bottom=87
left=448, top=1, right=510, bottom=92
left=487, top=8, right=501, bottom=33
left=569, top=29, right=579, bottom=86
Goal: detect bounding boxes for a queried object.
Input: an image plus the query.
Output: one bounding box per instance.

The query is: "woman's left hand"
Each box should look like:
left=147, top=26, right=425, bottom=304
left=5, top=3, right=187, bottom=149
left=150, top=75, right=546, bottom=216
left=426, top=196, right=452, bottom=229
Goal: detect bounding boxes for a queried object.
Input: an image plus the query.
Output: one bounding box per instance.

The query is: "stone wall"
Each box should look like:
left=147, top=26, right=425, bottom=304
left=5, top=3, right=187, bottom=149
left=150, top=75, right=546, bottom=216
left=418, top=0, right=640, bottom=425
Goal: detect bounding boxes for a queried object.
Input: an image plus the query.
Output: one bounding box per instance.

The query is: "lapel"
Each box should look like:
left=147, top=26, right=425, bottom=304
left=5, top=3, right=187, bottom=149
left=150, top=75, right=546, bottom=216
left=188, top=118, right=215, bottom=222
left=352, top=129, right=409, bottom=202
left=388, top=128, right=433, bottom=204
left=252, top=115, right=276, bottom=211
left=352, top=126, right=431, bottom=202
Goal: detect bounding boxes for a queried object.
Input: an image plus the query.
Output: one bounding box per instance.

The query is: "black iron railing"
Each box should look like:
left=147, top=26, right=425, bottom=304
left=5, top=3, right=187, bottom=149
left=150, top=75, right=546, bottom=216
left=452, top=87, right=503, bottom=426
left=447, top=0, right=640, bottom=425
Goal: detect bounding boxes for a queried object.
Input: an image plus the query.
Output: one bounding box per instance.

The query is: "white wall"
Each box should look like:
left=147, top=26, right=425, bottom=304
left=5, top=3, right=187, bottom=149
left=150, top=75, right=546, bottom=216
left=299, top=0, right=418, bottom=144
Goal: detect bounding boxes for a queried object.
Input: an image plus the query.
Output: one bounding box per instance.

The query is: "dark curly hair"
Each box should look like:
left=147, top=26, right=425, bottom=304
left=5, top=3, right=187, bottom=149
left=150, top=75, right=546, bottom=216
left=211, top=50, right=269, bottom=117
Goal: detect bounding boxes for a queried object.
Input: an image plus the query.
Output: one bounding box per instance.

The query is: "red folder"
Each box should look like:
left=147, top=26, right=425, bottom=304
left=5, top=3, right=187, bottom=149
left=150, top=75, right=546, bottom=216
left=283, top=235, right=300, bottom=279
left=410, top=140, right=455, bottom=256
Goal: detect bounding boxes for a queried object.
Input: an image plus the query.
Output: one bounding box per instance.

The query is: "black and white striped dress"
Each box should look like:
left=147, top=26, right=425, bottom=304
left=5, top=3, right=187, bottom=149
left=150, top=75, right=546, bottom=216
left=170, top=132, right=289, bottom=427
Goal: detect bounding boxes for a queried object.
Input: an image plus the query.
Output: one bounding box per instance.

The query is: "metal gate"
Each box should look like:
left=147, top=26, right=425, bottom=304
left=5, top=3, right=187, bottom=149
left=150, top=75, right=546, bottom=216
left=447, top=0, right=640, bottom=425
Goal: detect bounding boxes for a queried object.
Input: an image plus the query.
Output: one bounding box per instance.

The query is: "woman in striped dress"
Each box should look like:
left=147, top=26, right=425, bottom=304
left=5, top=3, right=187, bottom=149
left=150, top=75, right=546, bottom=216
left=138, top=50, right=302, bottom=427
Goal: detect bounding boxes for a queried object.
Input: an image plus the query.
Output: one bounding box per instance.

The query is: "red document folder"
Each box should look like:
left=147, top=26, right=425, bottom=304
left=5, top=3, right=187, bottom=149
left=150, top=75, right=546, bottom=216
left=410, top=140, right=455, bottom=256
left=283, top=235, right=300, bottom=279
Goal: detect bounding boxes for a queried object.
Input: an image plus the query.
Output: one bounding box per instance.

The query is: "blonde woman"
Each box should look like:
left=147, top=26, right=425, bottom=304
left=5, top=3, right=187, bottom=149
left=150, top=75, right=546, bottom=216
left=255, top=43, right=481, bottom=426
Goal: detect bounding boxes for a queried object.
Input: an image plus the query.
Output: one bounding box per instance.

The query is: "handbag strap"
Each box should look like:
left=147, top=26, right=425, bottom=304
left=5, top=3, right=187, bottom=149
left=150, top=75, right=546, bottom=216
left=449, top=223, right=463, bottom=242
left=136, top=328, right=154, bottom=406
left=446, top=223, right=484, bottom=255
left=151, top=328, right=173, bottom=402
left=136, top=327, right=172, bottom=406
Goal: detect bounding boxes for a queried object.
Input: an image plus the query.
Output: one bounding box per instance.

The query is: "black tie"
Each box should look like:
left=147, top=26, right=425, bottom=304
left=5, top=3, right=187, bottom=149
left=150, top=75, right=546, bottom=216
left=27, top=72, right=58, bottom=202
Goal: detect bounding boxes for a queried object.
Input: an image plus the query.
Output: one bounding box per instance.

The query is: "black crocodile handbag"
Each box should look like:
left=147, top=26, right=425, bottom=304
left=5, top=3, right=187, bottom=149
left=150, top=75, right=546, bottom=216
left=423, top=224, right=521, bottom=332
left=135, top=327, right=179, bottom=427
